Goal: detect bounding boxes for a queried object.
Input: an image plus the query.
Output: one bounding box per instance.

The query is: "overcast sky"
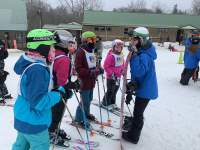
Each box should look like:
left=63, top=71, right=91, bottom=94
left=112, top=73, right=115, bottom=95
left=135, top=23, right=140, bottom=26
left=47, top=0, right=192, bottom=12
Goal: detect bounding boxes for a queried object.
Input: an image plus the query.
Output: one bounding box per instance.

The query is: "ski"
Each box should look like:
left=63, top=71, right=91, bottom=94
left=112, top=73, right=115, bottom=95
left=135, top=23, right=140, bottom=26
left=70, top=121, right=119, bottom=140
left=65, top=115, right=120, bottom=130
left=91, top=102, right=129, bottom=117
left=90, top=119, right=120, bottom=130
left=51, top=143, right=84, bottom=150
left=70, top=138, right=99, bottom=148
left=119, top=50, right=133, bottom=150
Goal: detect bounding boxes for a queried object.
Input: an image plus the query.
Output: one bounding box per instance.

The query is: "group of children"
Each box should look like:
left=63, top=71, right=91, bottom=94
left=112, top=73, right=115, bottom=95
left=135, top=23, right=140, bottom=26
left=11, top=26, right=158, bottom=149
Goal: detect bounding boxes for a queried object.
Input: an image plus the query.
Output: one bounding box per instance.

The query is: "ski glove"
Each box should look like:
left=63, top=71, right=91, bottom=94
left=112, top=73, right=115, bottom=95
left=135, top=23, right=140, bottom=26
left=128, top=44, right=138, bottom=54
left=125, top=93, right=133, bottom=105
left=65, top=79, right=80, bottom=91
left=89, top=67, right=104, bottom=78
left=126, top=81, right=138, bottom=93
left=53, top=86, right=73, bottom=101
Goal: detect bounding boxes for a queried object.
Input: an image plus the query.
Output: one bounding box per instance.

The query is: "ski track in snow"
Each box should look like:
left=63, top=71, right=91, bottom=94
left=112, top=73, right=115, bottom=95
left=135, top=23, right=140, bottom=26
left=0, top=42, right=200, bottom=150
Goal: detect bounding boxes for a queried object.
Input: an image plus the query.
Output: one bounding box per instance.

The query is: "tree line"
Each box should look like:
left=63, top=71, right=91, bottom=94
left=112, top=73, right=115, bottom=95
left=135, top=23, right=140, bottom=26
left=26, top=0, right=200, bottom=30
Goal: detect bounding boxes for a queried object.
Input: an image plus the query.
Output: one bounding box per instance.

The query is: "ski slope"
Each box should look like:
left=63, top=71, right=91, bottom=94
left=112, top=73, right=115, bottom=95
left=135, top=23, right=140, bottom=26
left=0, top=42, right=200, bottom=150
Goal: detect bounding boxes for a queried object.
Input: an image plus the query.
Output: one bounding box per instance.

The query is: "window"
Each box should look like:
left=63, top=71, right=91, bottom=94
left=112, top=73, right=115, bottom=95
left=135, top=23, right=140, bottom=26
left=124, top=28, right=128, bottom=34
left=94, top=27, right=99, bottom=31
left=107, top=27, right=112, bottom=31
left=100, top=26, right=105, bottom=31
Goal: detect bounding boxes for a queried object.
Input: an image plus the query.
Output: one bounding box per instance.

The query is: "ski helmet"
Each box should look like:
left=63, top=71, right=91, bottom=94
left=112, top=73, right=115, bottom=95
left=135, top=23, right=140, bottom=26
left=133, top=27, right=149, bottom=40
left=26, top=29, right=56, bottom=50
left=81, top=31, right=96, bottom=43
left=112, top=39, right=124, bottom=49
left=54, top=30, right=75, bottom=49
left=129, top=27, right=150, bottom=46
left=191, top=30, right=200, bottom=45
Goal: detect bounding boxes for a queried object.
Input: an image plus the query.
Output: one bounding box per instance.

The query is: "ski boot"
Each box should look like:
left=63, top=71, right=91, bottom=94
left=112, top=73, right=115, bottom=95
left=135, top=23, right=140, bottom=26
left=0, top=97, right=6, bottom=105
left=87, top=114, right=97, bottom=122
left=3, top=94, right=13, bottom=100
left=50, top=132, right=70, bottom=148
left=58, top=129, right=71, bottom=141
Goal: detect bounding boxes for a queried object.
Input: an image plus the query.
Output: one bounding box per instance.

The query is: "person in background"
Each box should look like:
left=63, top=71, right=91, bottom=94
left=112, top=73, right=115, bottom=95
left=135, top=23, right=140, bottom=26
left=180, top=30, right=200, bottom=85
left=0, top=39, right=11, bottom=104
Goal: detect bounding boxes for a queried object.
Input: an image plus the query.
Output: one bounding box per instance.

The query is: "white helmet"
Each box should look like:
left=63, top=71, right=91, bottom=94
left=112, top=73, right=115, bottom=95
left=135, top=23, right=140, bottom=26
left=54, top=30, right=75, bottom=49
left=112, top=39, right=124, bottom=48
left=133, top=27, right=149, bottom=39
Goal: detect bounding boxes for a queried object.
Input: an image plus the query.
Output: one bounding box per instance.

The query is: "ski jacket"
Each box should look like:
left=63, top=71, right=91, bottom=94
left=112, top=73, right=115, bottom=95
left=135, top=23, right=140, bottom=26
left=75, top=45, right=97, bottom=90
left=53, top=50, right=71, bottom=87
left=0, top=40, right=8, bottom=61
left=184, top=38, right=199, bottom=69
left=104, top=49, right=125, bottom=79
left=13, top=54, right=61, bottom=134
left=130, top=42, right=158, bottom=100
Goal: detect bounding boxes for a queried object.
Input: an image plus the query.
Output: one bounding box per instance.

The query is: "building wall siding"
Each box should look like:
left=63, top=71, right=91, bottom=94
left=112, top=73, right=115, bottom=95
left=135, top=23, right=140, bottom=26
left=83, top=25, right=178, bottom=42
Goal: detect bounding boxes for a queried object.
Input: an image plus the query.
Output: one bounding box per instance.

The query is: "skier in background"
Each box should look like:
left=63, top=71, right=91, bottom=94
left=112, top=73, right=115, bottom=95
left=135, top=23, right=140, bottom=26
left=101, top=39, right=125, bottom=110
left=180, top=30, right=200, bottom=85
left=122, top=27, right=158, bottom=144
left=0, top=39, right=11, bottom=104
left=94, top=36, right=103, bottom=62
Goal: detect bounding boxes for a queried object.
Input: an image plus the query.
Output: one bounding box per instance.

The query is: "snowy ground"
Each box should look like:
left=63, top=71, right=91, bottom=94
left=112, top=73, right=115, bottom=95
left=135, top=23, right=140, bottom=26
left=1, top=42, right=200, bottom=150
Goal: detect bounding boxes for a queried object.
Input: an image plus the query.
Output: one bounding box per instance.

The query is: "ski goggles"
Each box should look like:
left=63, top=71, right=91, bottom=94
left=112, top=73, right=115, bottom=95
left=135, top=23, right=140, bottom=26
left=85, top=37, right=97, bottom=43
left=130, top=36, right=140, bottom=41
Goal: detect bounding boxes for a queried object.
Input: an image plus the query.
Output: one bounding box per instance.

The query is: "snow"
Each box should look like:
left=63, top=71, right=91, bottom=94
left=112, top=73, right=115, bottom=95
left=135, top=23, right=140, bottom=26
left=1, top=42, right=200, bottom=150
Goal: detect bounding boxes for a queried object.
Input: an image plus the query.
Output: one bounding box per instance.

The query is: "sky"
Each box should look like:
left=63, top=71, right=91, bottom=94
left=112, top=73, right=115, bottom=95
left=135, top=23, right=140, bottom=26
left=47, top=0, right=192, bottom=12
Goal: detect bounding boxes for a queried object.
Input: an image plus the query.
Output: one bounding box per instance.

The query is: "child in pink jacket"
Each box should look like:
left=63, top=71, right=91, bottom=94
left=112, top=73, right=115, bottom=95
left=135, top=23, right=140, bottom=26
left=101, top=39, right=125, bottom=110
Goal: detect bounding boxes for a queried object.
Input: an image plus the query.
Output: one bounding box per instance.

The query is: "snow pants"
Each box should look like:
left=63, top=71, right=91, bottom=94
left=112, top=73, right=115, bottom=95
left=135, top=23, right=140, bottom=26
left=0, top=60, right=8, bottom=98
left=75, top=90, right=93, bottom=123
left=12, top=129, right=49, bottom=150
left=102, top=79, right=120, bottom=106
left=49, top=97, right=64, bottom=132
left=128, top=97, right=149, bottom=141
left=180, top=68, right=196, bottom=85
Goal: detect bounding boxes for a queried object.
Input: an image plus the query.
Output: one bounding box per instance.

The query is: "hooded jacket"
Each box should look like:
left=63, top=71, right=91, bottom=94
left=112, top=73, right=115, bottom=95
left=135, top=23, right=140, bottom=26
left=13, top=53, right=61, bottom=134
left=130, top=41, right=158, bottom=100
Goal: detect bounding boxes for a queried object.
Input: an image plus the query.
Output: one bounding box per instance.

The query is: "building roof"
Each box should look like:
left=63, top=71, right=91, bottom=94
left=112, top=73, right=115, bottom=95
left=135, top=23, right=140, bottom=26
left=43, top=22, right=82, bottom=31
left=0, top=0, right=27, bottom=31
left=83, top=10, right=200, bottom=29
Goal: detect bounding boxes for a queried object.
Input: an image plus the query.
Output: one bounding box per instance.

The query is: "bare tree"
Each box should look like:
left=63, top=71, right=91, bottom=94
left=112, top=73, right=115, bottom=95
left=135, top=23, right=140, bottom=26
left=128, top=0, right=146, bottom=10
left=152, top=1, right=164, bottom=14
left=192, top=0, right=200, bottom=15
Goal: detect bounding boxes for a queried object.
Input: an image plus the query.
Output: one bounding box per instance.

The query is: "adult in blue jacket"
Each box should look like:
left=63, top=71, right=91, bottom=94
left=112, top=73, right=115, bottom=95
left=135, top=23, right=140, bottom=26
left=12, top=29, right=67, bottom=150
left=122, top=27, right=158, bottom=144
left=180, top=31, right=200, bottom=85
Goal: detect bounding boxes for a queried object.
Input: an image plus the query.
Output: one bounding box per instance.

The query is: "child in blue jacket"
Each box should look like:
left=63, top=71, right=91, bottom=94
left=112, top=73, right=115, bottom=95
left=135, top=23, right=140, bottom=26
left=12, top=29, right=67, bottom=150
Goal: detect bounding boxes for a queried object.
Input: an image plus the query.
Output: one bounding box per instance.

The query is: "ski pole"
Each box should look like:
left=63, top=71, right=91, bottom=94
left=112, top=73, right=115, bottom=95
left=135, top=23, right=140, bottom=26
left=117, top=79, right=133, bottom=118
left=101, top=74, right=112, bottom=124
left=73, top=90, right=91, bottom=150
left=96, top=78, right=104, bottom=129
left=62, top=98, right=84, bottom=141
left=61, top=97, right=88, bottom=150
